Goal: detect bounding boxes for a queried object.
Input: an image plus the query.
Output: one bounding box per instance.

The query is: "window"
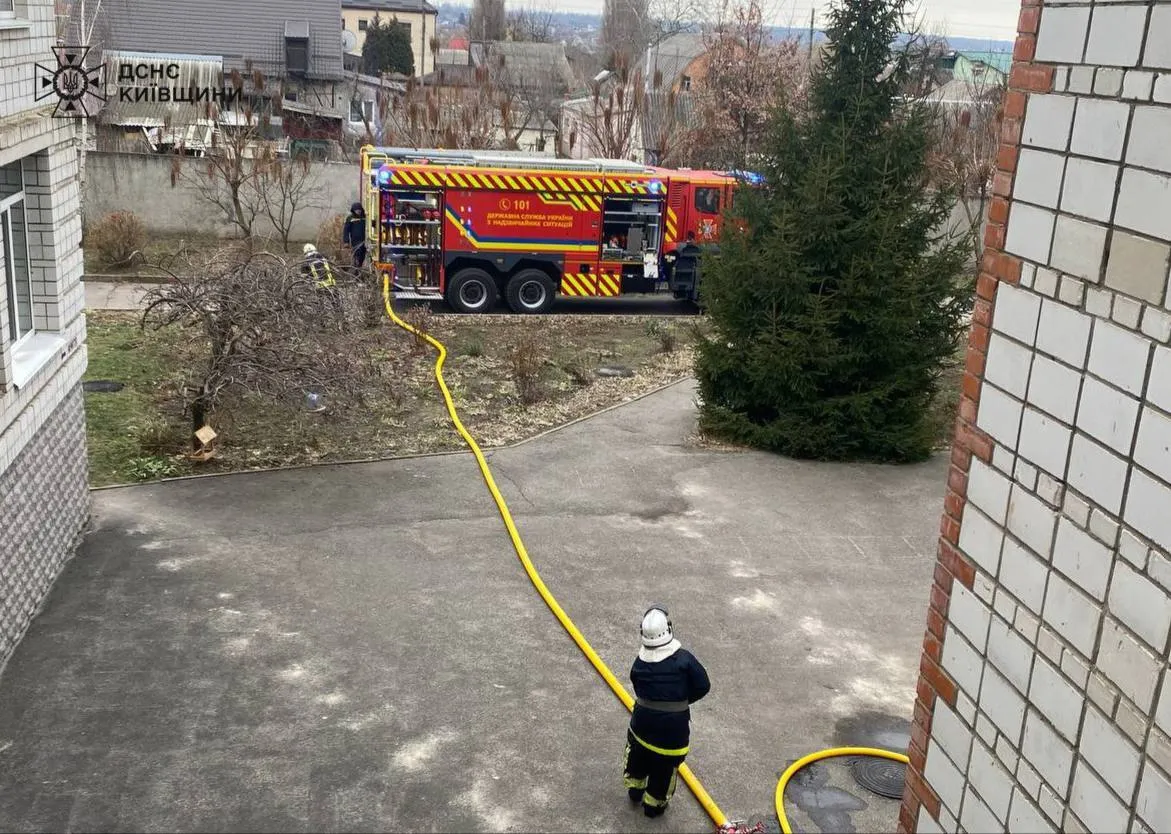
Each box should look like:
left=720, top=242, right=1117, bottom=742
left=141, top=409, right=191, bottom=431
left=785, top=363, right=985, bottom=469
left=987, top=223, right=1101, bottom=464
left=1, top=161, right=33, bottom=346
left=284, top=20, right=310, bottom=75
left=349, top=99, right=373, bottom=122
left=680, top=75, right=691, bottom=91
left=358, top=18, right=368, bottom=30
left=286, top=38, right=309, bottom=73
left=0, top=0, right=14, bottom=16
left=694, top=187, right=719, bottom=214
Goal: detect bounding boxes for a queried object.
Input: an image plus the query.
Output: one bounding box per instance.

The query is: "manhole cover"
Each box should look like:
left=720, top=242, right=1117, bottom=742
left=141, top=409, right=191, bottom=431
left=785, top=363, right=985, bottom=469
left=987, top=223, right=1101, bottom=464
left=83, top=380, right=124, bottom=393
left=596, top=366, right=634, bottom=378
left=850, top=756, right=906, bottom=799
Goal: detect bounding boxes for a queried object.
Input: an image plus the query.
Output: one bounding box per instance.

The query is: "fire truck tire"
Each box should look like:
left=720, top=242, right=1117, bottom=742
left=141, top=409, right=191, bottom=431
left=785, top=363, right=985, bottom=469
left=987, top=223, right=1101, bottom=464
left=446, top=269, right=497, bottom=314
left=504, top=270, right=556, bottom=314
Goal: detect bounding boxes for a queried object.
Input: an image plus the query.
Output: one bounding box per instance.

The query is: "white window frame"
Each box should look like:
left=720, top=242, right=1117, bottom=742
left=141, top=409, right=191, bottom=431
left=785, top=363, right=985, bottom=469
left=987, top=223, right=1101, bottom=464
left=1, top=156, right=63, bottom=389
left=0, top=0, right=15, bottom=18
left=1, top=191, right=35, bottom=350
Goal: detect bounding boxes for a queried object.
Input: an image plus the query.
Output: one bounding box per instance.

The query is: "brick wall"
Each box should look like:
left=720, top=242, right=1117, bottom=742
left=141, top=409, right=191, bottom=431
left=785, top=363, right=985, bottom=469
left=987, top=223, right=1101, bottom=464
left=0, top=0, right=91, bottom=674
left=902, top=0, right=1171, bottom=832
left=0, top=386, right=89, bottom=671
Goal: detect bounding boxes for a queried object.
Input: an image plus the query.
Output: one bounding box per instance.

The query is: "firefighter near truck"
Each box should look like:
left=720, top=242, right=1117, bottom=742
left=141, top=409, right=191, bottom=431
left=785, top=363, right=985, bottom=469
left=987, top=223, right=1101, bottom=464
left=358, top=146, right=762, bottom=314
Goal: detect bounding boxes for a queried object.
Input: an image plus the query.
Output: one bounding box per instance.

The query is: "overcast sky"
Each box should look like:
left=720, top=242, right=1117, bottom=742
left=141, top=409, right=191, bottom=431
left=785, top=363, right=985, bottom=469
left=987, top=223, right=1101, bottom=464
left=524, top=0, right=1022, bottom=42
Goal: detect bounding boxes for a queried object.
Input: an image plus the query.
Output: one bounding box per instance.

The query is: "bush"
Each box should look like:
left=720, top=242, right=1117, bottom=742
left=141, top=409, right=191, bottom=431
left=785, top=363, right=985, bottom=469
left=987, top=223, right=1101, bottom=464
left=315, top=214, right=348, bottom=265
left=86, top=211, right=146, bottom=269
left=402, top=304, right=436, bottom=355
left=645, top=320, right=677, bottom=353
left=510, top=331, right=545, bottom=405
left=461, top=335, right=485, bottom=357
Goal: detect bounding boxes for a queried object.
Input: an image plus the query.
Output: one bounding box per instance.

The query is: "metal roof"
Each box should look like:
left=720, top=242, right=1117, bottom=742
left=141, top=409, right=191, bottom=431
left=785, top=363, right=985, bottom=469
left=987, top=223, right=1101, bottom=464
left=99, top=50, right=225, bottom=126
left=342, top=0, right=438, bottom=13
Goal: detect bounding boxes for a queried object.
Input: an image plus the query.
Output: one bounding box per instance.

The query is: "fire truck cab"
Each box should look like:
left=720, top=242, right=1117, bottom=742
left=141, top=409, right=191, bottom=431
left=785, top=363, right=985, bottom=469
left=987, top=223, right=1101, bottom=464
left=358, top=145, right=759, bottom=314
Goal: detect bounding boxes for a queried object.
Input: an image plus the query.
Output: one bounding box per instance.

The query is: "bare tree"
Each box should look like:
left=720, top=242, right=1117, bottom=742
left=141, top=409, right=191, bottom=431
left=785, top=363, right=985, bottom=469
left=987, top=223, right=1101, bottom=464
left=58, top=0, right=111, bottom=201
left=492, top=49, right=570, bottom=152
left=139, top=245, right=363, bottom=445
left=351, top=39, right=500, bottom=149
left=259, top=152, right=326, bottom=252
left=640, top=71, right=696, bottom=166
left=506, top=5, right=557, bottom=41
left=927, top=70, right=1006, bottom=266
left=170, top=72, right=277, bottom=238
left=602, top=0, right=700, bottom=70
left=391, top=69, right=500, bottom=149
left=900, top=27, right=953, bottom=99
left=469, top=0, right=505, bottom=41
left=569, top=55, right=644, bottom=160
left=692, top=0, right=805, bottom=169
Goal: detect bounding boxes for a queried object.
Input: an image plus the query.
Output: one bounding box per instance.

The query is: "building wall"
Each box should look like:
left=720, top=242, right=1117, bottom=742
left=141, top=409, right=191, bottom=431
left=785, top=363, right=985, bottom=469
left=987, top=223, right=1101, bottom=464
left=904, top=1, right=1171, bottom=832
left=0, top=387, right=89, bottom=668
left=100, top=0, right=344, bottom=81
left=82, top=151, right=360, bottom=243
left=342, top=7, right=437, bottom=76
left=1, top=1, right=91, bottom=672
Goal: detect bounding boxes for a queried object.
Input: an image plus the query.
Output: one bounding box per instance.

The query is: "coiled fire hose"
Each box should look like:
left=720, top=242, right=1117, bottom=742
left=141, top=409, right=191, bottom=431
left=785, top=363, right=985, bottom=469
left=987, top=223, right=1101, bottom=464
left=380, top=275, right=910, bottom=833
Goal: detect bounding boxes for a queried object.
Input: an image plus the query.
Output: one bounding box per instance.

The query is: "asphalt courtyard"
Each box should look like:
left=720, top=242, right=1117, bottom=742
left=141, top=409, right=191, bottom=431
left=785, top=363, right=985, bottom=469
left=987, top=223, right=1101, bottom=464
left=0, top=379, right=947, bottom=832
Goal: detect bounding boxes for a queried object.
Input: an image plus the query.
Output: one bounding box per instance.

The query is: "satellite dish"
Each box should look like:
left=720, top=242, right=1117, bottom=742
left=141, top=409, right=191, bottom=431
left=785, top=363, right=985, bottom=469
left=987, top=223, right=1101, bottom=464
left=343, top=29, right=358, bottom=52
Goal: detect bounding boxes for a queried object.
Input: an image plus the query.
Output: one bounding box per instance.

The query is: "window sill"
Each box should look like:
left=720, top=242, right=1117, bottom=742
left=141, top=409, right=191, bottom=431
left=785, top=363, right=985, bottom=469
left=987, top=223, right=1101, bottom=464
left=11, top=333, right=65, bottom=389
left=0, top=18, right=33, bottom=31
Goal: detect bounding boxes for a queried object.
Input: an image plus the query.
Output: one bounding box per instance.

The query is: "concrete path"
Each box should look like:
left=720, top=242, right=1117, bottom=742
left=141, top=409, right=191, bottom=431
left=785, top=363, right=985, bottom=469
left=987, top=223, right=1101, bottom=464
left=84, top=280, right=161, bottom=311
left=0, top=380, right=947, bottom=832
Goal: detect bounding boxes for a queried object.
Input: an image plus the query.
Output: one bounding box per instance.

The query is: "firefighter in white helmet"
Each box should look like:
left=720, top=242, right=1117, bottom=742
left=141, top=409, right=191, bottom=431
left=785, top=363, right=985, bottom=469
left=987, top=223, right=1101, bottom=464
left=622, top=605, right=711, bottom=817
left=300, top=243, right=344, bottom=326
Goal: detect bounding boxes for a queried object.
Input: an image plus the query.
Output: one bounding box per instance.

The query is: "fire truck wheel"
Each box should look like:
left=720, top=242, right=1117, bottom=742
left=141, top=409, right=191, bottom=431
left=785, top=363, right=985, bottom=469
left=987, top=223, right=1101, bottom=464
left=447, top=269, right=497, bottom=314
left=505, top=270, right=556, bottom=314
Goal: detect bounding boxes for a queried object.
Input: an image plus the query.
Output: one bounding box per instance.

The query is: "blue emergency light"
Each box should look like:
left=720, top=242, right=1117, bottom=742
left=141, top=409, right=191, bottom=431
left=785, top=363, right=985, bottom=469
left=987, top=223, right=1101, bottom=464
left=648, top=179, right=663, bottom=193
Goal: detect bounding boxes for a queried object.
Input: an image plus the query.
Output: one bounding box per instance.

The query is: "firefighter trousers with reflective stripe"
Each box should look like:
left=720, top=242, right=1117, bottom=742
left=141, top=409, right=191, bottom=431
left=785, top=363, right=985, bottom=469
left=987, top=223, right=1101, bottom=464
left=623, top=728, right=686, bottom=810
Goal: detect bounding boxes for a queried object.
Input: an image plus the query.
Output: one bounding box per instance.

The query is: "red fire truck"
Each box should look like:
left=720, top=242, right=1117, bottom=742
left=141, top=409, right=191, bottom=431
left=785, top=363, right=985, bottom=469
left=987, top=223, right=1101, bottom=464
left=358, top=145, right=760, bottom=314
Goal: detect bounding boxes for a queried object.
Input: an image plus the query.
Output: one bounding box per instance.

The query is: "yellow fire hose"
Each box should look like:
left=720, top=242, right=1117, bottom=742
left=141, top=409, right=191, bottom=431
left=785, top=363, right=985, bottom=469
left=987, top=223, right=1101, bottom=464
left=380, top=276, right=911, bottom=833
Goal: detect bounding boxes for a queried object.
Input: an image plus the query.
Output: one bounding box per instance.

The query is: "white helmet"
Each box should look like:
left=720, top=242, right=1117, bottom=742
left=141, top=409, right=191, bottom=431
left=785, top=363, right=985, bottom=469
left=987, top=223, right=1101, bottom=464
left=303, top=242, right=317, bottom=255
left=640, top=605, right=673, bottom=648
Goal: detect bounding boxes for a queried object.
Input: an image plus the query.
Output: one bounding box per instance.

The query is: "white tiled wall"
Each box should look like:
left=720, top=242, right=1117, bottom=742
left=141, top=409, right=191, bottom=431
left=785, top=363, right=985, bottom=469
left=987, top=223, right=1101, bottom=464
left=0, top=0, right=87, bottom=485
left=921, top=1, right=1171, bottom=831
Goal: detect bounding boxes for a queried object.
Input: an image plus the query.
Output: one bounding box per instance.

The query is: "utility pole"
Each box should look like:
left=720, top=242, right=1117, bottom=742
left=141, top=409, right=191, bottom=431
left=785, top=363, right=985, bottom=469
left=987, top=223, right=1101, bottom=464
left=808, top=8, right=814, bottom=62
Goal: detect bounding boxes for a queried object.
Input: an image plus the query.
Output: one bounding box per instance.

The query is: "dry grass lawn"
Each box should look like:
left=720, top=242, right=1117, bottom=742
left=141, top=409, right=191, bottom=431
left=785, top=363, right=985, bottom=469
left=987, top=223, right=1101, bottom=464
left=83, top=309, right=704, bottom=486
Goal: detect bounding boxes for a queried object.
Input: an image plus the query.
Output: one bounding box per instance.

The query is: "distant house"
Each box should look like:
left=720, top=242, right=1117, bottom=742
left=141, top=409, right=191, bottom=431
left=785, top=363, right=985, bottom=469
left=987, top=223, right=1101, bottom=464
left=419, top=40, right=573, bottom=153
left=927, top=52, right=1008, bottom=107
left=96, top=0, right=347, bottom=151
left=342, top=0, right=438, bottom=77
left=642, top=32, right=707, bottom=93
left=341, top=69, right=406, bottom=140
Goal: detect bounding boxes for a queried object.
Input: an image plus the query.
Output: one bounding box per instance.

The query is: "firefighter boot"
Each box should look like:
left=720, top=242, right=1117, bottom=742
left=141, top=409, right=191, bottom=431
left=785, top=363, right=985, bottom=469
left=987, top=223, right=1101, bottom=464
left=628, top=788, right=643, bottom=804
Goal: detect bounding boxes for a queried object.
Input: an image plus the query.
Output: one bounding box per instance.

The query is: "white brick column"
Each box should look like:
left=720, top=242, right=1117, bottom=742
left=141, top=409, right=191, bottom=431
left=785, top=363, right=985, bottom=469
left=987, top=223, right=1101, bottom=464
left=904, top=0, right=1171, bottom=831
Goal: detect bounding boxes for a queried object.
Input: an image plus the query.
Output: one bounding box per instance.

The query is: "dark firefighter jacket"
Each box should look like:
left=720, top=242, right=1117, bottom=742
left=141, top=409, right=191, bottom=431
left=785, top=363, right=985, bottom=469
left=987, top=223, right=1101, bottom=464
left=628, top=648, right=711, bottom=755
left=343, top=212, right=366, bottom=247
left=302, top=252, right=336, bottom=288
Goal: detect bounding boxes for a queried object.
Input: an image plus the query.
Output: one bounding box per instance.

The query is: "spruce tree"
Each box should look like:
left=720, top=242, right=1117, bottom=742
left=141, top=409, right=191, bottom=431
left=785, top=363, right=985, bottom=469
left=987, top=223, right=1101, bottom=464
left=694, top=0, right=970, bottom=463
left=362, top=14, right=415, bottom=76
